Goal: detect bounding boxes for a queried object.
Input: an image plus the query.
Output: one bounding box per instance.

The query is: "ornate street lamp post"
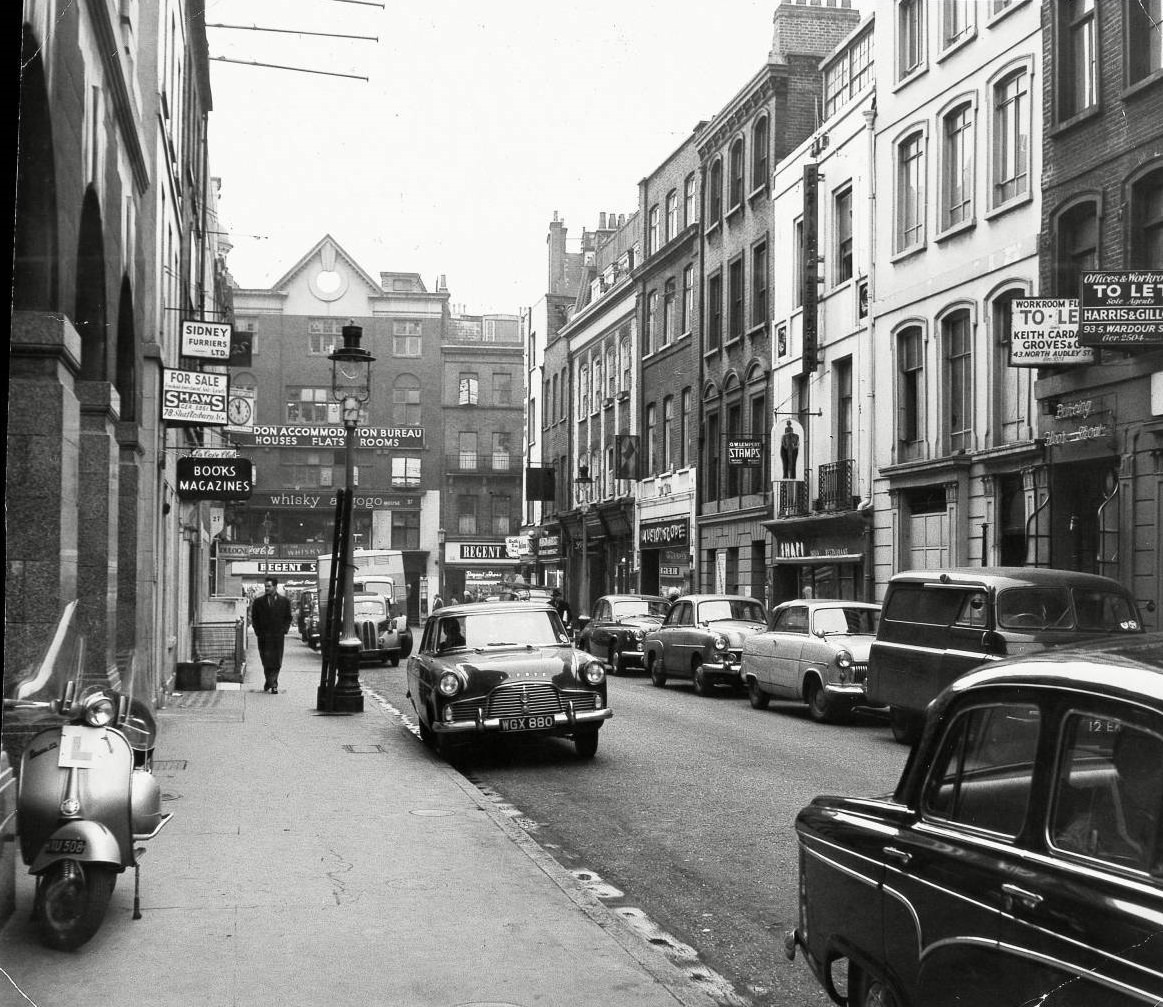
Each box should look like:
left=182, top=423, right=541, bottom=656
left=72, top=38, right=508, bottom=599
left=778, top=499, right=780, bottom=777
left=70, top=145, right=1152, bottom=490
left=325, top=322, right=374, bottom=713
left=576, top=463, right=593, bottom=620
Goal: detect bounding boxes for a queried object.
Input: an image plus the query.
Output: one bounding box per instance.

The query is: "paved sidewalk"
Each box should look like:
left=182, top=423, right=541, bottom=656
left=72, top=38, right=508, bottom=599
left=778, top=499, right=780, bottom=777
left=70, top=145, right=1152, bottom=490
left=0, top=634, right=715, bottom=1007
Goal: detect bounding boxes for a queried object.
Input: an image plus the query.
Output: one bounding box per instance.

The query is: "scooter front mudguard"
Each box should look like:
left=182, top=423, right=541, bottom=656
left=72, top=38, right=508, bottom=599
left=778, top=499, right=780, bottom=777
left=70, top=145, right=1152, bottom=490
left=29, top=819, right=124, bottom=874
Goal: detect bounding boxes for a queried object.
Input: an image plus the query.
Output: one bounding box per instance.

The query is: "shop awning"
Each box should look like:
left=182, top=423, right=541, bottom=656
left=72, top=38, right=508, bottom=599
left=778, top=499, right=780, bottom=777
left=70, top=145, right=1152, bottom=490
left=773, top=553, right=864, bottom=565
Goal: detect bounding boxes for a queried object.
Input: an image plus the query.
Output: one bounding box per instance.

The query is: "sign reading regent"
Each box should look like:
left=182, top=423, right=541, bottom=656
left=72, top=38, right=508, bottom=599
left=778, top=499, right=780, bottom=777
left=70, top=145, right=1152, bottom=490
left=1080, top=271, right=1163, bottom=345
left=1010, top=299, right=1094, bottom=366
left=176, top=457, right=253, bottom=500
left=181, top=319, right=233, bottom=360
left=161, top=368, right=229, bottom=426
left=234, top=425, right=424, bottom=448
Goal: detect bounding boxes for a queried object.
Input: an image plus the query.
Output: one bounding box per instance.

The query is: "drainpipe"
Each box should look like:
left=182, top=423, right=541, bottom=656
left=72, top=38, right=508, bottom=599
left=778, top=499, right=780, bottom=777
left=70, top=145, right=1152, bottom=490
left=861, top=102, right=877, bottom=602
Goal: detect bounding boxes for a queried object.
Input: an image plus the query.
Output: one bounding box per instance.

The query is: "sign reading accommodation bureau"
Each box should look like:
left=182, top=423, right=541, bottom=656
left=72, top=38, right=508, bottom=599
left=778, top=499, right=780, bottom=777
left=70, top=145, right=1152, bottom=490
left=161, top=369, right=229, bottom=425
left=1080, top=271, right=1163, bottom=345
left=234, top=425, right=423, bottom=448
left=176, top=458, right=253, bottom=500
left=180, top=319, right=232, bottom=359
left=1009, top=299, right=1094, bottom=366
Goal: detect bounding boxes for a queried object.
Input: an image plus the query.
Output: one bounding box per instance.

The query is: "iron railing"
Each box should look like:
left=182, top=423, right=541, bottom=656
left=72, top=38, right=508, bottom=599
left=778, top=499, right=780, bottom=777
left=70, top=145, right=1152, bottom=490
left=817, top=458, right=855, bottom=512
left=445, top=452, right=523, bottom=474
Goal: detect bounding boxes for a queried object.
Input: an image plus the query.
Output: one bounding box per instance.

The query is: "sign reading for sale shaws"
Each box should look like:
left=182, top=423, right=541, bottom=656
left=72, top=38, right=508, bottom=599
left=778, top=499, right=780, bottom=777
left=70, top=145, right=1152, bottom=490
left=1080, top=271, right=1163, bottom=345
left=162, top=368, right=228, bottom=426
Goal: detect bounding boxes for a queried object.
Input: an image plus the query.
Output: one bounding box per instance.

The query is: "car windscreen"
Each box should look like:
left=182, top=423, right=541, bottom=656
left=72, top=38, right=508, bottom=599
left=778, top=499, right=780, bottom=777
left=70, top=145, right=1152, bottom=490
left=699, top=599, right=765, bottom=623
left=996, top=587, right=1141, bottom=633
left=353, top=600, right=385, bottom=617
left=612, top=600, right=669, bottom=619
left=461, top=609, right=567, bottom=648
left=814, top=607, right=879, bottom=635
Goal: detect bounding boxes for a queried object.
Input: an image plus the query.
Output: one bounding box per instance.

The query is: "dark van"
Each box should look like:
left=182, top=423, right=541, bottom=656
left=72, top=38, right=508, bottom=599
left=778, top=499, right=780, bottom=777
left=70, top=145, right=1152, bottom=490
left=868, top=567, right=1144, bottom=743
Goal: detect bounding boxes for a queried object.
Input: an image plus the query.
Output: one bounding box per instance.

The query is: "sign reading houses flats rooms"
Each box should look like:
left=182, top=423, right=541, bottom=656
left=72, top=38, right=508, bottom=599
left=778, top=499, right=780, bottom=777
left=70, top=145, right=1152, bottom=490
left=176, top=457, right=254, bottom=501
left=161, top=368, right=229, bottom=425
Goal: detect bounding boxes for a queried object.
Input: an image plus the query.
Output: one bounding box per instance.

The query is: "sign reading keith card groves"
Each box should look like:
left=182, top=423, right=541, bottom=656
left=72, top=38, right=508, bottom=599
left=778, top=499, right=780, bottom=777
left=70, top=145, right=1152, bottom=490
left=234, top=425, right=423, bottom=448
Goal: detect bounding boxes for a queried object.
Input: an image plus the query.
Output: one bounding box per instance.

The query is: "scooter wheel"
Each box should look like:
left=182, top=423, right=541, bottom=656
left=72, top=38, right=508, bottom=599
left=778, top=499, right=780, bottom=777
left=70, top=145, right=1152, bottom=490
left=36, top=860, right=117, bottom=950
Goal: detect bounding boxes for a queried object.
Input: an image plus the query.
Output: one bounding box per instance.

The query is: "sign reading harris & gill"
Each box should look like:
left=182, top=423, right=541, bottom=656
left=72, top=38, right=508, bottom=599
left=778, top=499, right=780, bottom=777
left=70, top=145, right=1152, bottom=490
left=639, top=517, right=689, bottom=550
left=1080, top=271, right=1163, bottom=346
left=234, top=425, right=424, bottom=449
left=161, top=368, right=229, bottom=426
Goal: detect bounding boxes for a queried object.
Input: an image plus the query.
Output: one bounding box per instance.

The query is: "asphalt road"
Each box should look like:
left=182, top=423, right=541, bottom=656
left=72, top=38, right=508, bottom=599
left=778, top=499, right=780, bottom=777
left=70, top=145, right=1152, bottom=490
left=354, top=641, right=908, bottom=1006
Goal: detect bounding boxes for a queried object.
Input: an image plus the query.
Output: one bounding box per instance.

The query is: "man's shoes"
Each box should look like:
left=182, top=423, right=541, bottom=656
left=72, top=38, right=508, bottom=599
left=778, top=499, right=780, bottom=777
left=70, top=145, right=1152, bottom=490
left=263, top=684, right=271, bottom=692
left=271, top=687, right=278, bottom=694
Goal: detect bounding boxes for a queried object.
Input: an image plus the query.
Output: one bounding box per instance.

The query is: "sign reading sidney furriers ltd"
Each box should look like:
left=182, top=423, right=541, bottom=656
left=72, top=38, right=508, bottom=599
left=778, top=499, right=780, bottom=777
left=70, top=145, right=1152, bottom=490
left=234, top=425, right=423, bottom=448
left=181, top=319, right=233, bottom=360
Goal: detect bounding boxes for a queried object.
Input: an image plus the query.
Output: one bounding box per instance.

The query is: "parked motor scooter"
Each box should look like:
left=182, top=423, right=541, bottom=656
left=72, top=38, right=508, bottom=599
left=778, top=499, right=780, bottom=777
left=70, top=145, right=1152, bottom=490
left=4, top=602, right=172, bottom=950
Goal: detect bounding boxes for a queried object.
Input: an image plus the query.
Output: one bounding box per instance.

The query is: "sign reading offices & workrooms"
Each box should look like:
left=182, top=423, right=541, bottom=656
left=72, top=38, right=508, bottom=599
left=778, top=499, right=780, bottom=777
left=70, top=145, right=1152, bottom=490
left=161, top=368, right=229, bottom=425
left=1080, top=271, right=1163, bottom=345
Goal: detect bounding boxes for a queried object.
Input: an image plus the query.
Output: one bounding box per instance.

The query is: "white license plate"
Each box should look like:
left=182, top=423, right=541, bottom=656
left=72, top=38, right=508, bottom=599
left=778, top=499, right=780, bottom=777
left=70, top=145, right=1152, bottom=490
left=499, top=714, right=556, bottom=731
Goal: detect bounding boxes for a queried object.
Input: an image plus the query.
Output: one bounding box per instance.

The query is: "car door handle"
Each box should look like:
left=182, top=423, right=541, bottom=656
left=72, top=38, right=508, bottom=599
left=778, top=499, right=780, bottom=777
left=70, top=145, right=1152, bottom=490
left=1001, top=883, right=1043, bottom=911
left=883, top=846, right=912, bottom=867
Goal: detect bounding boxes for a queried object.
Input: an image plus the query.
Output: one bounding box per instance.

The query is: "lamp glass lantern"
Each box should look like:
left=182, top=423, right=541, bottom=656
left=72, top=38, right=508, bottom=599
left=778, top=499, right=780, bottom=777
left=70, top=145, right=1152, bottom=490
left=329, top=323, right=375, bottom=426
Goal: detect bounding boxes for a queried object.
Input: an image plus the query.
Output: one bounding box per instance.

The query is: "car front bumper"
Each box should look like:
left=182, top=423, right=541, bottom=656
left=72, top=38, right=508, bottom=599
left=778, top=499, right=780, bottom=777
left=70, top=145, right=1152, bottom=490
left=434, top=706, right=613, bottom=734
left=822, top=681, right=867, bottom=701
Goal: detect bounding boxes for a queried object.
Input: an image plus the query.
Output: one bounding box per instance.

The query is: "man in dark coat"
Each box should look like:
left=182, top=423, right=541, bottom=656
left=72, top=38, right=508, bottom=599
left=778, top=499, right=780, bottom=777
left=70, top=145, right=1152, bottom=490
left=251, top=576, right=293, bottom=693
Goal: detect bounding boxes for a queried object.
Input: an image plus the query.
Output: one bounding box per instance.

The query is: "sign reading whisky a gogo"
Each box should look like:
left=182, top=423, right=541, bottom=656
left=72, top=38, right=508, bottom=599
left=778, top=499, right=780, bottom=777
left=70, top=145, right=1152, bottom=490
left=243, top=490, right=421, bottom=510
left=234, top=425, right=424, bottom=448
left=639, top=517, right=689, bottom=550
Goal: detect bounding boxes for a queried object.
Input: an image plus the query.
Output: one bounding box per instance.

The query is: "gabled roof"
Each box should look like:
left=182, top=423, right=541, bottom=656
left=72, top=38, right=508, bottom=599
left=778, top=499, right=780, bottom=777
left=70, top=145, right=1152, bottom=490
left=267, top=234, right=384, bottom=294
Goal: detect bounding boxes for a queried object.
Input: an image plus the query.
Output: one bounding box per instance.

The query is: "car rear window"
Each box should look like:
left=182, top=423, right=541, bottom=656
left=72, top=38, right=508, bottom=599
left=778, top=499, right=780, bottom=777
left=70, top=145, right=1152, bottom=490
left=883, top=583, right=970, bottom=626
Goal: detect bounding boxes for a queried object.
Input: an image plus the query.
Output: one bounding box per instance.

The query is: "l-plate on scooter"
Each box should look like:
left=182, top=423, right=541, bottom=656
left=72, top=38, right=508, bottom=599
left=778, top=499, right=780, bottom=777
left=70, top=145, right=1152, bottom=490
left=4, top=602, right=172, bottom=950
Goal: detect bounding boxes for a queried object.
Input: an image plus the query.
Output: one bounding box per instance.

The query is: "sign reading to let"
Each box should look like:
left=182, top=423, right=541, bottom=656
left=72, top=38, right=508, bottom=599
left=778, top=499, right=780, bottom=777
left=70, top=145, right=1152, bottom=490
left=161, top=368, right=229, bottom=426
left=1009, top=299, right=1094, bottom=366
left=1080, top=271, right=1163, bottom=345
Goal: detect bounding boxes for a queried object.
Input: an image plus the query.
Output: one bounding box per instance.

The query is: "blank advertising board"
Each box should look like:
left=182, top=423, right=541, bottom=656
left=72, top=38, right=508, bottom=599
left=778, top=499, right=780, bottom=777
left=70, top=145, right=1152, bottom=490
left=1080, top=271, right=1163, bottom=346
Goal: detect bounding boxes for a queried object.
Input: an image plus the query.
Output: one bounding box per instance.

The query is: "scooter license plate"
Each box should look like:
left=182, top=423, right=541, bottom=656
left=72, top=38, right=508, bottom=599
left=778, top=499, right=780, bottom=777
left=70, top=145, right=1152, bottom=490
left=499, top=715, right=556, bottom=731
left=46, top=838, right=87, bottom=855
left=58, top=725, right=109, bottom=768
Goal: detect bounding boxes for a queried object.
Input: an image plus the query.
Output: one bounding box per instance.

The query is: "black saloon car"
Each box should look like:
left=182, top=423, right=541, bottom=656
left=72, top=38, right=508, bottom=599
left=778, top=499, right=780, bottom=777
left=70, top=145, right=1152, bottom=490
left=405, top=601, right=613, bottom=758
left=577, top=594, right=670, bottom=674
left=786, top=634, right=1163, bottom=1007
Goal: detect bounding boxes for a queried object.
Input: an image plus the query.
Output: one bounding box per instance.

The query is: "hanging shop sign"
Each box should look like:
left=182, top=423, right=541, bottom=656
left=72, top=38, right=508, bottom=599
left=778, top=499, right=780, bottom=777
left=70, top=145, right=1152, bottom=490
left=181, top=319, right=233, bottom=360
left=727, top=438, right=764, bottom=467
left=1080, top=271, right=1163, bottom=346
left=176, top=457, right=253, bottom=501
left=639, top=517, right=689, bottom=550
left=773, top=419, right=805, bottom=482
left=536, top=530, right=560, bottom=560
left=1009, top=299, right=1094, bottom=366
left=233, top=425, right=423, bottom=448
left=505, top=535, right=531, bottom=558
left=1041, top=397, right=1117, bottom=458
left=161, top=368, right=229, bottom=426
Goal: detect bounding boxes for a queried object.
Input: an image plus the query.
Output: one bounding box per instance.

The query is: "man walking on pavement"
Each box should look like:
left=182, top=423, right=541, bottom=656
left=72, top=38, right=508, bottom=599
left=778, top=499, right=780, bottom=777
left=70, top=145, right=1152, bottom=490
left=251, top=576, right=293, bottom=693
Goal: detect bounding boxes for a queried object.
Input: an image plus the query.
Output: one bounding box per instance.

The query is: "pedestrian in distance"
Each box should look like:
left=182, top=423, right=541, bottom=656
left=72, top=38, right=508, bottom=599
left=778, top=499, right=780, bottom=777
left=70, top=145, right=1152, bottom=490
left=550, top=588, right=573, bottom=629
left=431, top=593, right=443, bottom=611
left=251, top=576, right=293, bottom=693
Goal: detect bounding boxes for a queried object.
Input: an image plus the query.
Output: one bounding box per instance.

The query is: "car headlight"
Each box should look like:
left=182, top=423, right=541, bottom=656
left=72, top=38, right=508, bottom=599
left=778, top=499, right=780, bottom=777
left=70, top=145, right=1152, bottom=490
left=581, top=661, right=605, bottom=685
left=712, top=634, right=728, bottom=652
left=438, top=672, right=461, bottom=697
left=83, top=695, right=116, bottom=728
left=836, top=649, right=853, bottom=669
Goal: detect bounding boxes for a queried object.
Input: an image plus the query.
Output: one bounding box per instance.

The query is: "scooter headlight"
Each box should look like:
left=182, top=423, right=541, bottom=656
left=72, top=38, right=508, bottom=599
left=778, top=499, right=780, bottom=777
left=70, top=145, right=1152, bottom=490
left=84, top=695, right=116, bottom=728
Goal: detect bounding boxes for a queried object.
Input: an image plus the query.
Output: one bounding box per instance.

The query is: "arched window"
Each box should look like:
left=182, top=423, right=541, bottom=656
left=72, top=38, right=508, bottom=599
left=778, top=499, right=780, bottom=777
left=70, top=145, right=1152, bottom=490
left=751, top=116, right=769, bottom=194
left=729, top=137, right=745, bottom=208
left=1054, top=198, right=1099, bottom=297
left=941, top=308, right=974, bottom=454
left=708, top=158, right=723, bottom=221
left=896, top=324, right=925, bottom=460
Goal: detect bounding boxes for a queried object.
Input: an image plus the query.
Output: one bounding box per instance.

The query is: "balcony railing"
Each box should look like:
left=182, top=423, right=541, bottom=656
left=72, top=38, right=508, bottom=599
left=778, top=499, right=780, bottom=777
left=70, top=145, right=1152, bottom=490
left=445, top=452, right=522, bottom=474
left=777, top=480, right=809, bottom=518
left=816, top=458, right=855, bottom=512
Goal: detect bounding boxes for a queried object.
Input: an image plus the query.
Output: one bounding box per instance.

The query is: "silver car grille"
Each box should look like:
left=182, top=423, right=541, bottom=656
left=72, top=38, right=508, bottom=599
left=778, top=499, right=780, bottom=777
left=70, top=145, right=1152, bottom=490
left=852, top=662, right=868, bottom=684
left=450, top=682, right=599, bottom=721
left=358, top=620, right=378, bottom=652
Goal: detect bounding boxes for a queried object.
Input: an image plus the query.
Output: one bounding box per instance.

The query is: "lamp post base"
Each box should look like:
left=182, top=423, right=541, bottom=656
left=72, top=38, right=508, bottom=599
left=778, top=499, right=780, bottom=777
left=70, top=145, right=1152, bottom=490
left=318, top=638, right=364, bottom=713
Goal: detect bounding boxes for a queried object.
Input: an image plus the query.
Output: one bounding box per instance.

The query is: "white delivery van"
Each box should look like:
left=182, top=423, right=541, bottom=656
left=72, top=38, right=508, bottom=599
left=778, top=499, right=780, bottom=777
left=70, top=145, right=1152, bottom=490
left=317, top=549, right=412, bottom=661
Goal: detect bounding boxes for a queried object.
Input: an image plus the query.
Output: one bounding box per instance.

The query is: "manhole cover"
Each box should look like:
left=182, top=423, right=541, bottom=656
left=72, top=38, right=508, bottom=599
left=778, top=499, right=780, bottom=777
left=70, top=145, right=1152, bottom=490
left=154, top=760, right=188, bottom=771
left=341, top=744, right=387, bottom=754
left=161, top=792, right=182, bottom=802
left=410, top=809, right=456, bottom=818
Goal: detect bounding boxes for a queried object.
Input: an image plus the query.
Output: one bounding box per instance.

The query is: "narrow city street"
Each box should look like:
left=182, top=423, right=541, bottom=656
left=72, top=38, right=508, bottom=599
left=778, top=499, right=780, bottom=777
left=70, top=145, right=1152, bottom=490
left=358, top=637, right=907, bottom=1006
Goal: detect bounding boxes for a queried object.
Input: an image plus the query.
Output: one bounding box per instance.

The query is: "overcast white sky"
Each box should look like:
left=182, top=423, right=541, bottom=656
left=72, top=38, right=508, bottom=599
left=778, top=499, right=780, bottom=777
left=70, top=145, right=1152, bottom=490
left=207, top=0, right=869, bottom=314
